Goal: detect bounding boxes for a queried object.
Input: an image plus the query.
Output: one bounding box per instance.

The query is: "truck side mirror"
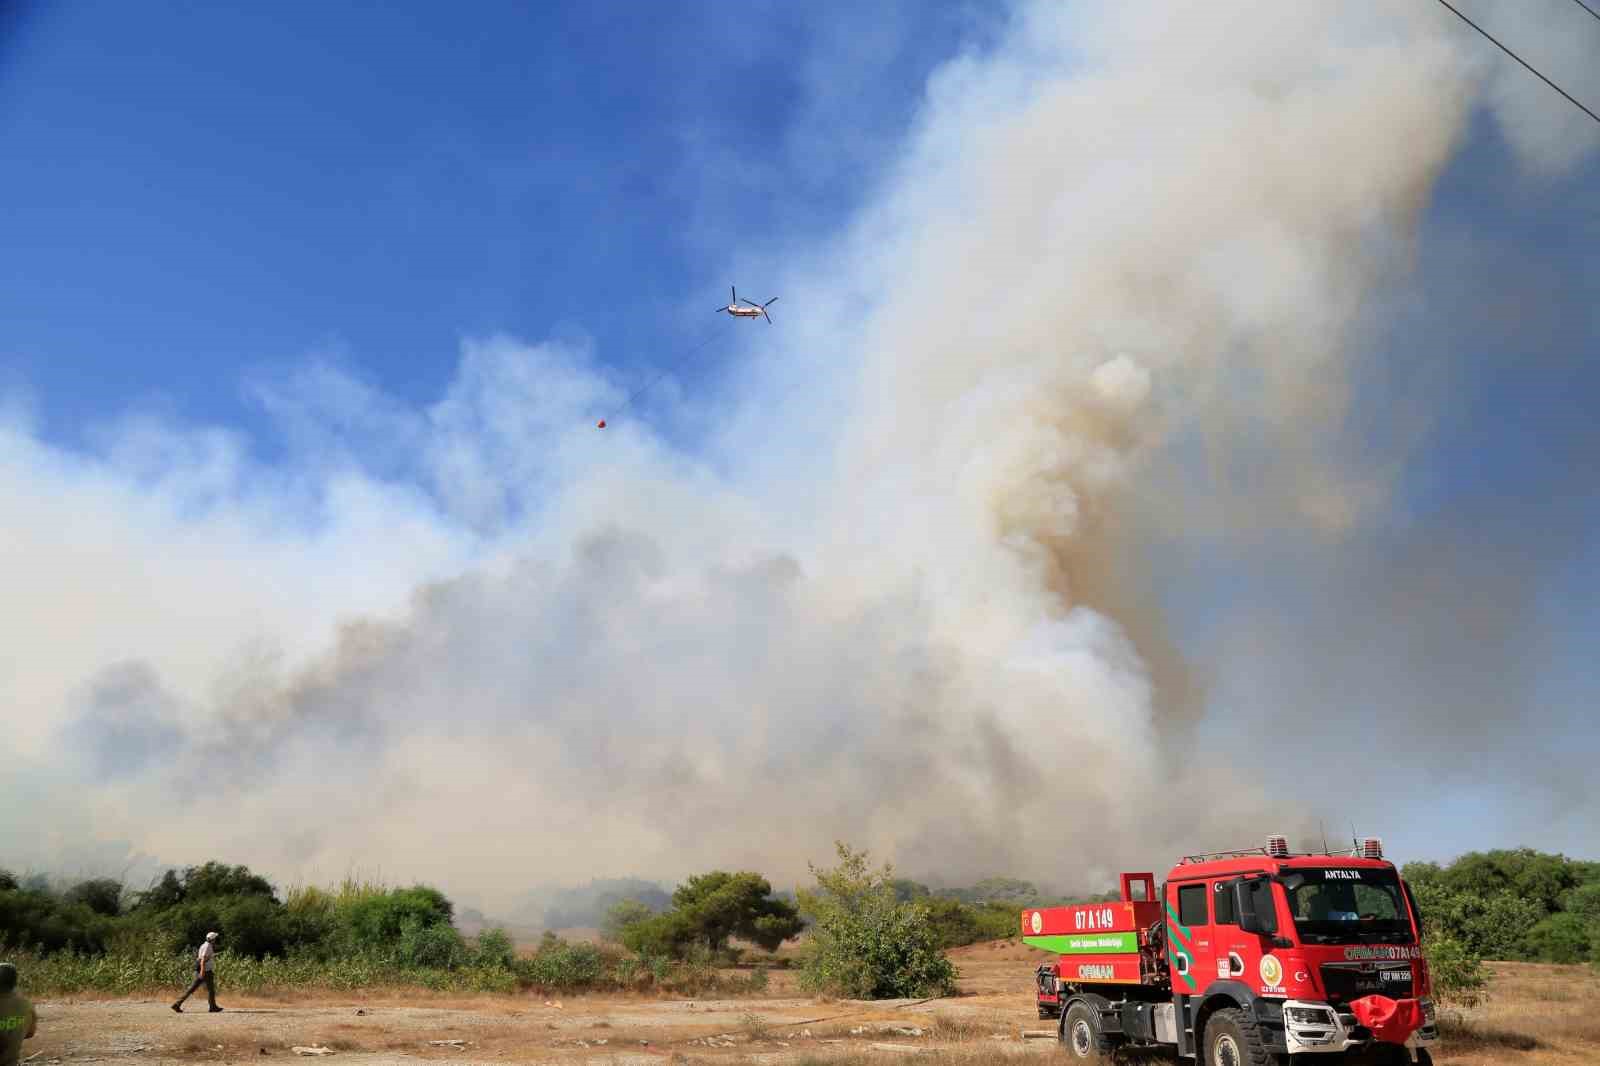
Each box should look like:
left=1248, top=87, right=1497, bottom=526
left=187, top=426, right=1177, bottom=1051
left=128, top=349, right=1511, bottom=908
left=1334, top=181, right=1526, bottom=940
left=1234, top=878, right=1278, bottom=937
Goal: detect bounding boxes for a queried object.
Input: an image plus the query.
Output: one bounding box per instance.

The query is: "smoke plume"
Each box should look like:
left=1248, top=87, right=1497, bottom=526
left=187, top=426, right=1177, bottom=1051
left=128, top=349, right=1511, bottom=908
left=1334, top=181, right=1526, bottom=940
left=5, top=0, right=1598, bottom=909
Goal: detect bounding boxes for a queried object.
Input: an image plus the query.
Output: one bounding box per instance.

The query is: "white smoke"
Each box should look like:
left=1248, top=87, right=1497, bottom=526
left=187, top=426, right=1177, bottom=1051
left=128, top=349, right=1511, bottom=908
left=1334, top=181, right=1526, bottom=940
left=5, top=0, right=1597, bottom=908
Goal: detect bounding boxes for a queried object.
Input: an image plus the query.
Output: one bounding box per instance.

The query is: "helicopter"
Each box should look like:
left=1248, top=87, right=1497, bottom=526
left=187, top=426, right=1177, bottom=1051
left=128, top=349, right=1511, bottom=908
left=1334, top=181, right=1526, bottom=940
left=718, top=285, right=778, bottom=323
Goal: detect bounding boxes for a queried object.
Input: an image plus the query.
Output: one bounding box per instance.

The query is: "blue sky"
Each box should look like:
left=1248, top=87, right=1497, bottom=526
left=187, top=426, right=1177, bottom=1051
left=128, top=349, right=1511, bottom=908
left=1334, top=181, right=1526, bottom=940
left=1, top=0, right=987, bottom=446
left=3, top=1, right=1599, bottom=894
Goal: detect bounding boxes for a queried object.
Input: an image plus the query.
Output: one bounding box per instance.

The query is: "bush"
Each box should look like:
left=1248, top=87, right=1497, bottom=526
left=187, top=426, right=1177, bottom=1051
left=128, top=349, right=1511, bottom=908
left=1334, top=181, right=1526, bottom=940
left=64, top=879, right=125, bottom=918
left=398, top=920, right=466, bottom=968
left=795, top=842, right=956, bottom=999
left=1424, top=930, right=1488, bottom=1008
left=517, top=935, right=606, bottom=989
left=0, top=888, right=111, bottom=955
left=473, top=927, right=515, bottom=969
left=922, top=898, right=981, bottom=949
left=2, top=861, right=789, bottom=998
left=341, top=885, right=454, bottom=953
left=280, top=886, right=339, bottom=958
left=1408, top=882, right=1544, bottom=961
left=601, top=899, right=657, bottom=942
left=1403, top=850, right=1600, bottom=965
left=180, top=863, right=278, bottom=903
left=1523, top=913, right=1592, bottom=965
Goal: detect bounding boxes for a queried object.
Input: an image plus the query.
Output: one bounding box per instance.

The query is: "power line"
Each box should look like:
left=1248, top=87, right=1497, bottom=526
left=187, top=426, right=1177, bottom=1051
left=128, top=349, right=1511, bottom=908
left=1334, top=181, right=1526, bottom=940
left=1431, top=0, right=1600, bottom=126
left=1568, top=0, right=1600, bottom=26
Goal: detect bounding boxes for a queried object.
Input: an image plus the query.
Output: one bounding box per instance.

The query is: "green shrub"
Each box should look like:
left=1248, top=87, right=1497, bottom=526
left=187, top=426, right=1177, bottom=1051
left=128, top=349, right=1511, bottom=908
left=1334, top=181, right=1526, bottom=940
left=0, top=888, right=111, bottom=955
left=398, top=919, right=466, bottom=968
left=516, top=936, right=606, bottom=989
left=64, top=879, right=125, bottom=918
left=280, top=886, right=339, bottom=958
left=601, top=899, right=657, bottom=942
left=1424, top=930, right=1488, bottom=1008
left=1523, top=913, right=1592, bottom=965
left=795, top=842, right=956, bottom=1000
left=341, top=885, right=454, bottom=952
left=473, top=927, right=515, bottom=968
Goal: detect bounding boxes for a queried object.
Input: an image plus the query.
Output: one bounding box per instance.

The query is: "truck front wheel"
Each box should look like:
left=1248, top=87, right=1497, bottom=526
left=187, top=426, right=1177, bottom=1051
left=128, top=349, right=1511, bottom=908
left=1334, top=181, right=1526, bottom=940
left=1203, top=1007, right=1277, bottom=1066
left=1060, top=1001, right=1112, bottom=1061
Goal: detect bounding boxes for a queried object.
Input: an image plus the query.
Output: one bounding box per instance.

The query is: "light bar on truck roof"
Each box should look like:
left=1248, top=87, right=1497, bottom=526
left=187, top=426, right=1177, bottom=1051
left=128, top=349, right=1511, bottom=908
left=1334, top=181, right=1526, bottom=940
left=1361, top=837, right=1384, bottom=859
left=1267, top=834, right=1290, bottom=858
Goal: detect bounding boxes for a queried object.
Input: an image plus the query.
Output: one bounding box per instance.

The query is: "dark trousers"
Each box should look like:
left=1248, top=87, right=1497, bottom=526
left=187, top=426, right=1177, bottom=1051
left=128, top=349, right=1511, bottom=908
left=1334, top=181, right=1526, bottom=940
left=176, top=969, right=216, bottom=1009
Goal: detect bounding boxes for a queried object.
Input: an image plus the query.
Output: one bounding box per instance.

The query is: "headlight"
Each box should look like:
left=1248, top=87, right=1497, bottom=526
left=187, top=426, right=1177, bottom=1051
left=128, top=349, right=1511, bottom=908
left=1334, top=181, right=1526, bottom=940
left=1285, top=1005, right=1335, bottom=1026
left=1420, top=997, right=1436, bottom=1024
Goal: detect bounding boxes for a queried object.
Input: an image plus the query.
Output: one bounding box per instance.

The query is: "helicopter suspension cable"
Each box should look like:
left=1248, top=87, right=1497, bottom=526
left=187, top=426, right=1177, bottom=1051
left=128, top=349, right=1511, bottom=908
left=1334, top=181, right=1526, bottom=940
left=595, top=326, right=726, bottom=428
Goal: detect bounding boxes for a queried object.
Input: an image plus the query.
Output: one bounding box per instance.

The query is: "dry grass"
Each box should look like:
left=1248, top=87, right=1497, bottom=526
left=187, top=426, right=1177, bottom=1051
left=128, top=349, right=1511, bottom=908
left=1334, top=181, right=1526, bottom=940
left=21, top=944, right=1600, bottom=1064
left=1428, top=961, right=1600, bottom=1065
left=787, top=1048, right=1110, bottom=1066
left=926, top=1010, right=1011, bottom=1042
left=177, top=1033, right=215, bottom=1053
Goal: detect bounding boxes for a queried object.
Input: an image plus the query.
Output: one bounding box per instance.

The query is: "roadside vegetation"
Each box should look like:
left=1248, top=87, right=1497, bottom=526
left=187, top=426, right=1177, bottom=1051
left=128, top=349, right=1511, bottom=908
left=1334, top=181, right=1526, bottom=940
left=0, top=862, right=775, bottom=998
left=1406, top=849, right=1600, bottom=1007
left=3, top=843, right=1035, bottom=1000
left=9, top=844, right=1592, bottom=1003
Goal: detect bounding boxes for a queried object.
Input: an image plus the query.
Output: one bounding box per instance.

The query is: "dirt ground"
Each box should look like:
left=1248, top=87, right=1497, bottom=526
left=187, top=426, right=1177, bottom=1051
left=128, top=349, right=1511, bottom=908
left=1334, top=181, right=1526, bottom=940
left=14, top=945, right=1598, bottom=1065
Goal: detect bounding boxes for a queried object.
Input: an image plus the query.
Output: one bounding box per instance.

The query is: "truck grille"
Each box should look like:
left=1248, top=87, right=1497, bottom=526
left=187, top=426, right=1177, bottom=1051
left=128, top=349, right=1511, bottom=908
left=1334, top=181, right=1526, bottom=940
left=1319, top=961, right=1415, bottom=1003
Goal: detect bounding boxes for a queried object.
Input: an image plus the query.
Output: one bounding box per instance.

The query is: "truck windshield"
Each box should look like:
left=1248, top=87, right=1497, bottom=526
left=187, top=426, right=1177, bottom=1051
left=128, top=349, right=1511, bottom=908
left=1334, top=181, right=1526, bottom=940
left=1279, top=868, right=1414, bottom=945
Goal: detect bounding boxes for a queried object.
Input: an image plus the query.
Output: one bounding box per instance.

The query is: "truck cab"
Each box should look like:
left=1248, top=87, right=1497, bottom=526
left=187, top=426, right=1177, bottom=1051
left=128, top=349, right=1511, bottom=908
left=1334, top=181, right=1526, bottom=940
left=1025, top=836, right=1440, bottom=1065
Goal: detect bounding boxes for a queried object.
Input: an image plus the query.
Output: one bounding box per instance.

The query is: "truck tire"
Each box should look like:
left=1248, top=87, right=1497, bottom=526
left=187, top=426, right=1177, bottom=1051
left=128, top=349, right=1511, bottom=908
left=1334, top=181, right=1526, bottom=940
left=1414, top=1051, right=1434, bottom=1066
left=1059, top=1000, right=1112, bottom=1061
left=1202, top=1007, right=1277, bottom=1066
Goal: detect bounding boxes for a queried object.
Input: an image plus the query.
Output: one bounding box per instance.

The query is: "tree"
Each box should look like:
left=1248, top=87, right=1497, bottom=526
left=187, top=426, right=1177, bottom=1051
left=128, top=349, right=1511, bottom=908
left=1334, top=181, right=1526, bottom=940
left=1434, top=849, right=1577, bottom=916
left=611, top=872, right=803, bottom=960
left=137, top=870, right=187, bottom=911
left=890, top=879, right=931, bottom=903
left=1523, top=913, right=1592, bottom=965
left=181, top=862, right=278, bottom=902
left=616, top=909, right=694, bottom=959
left=474, top=927, right=516, bottom=968
left=668, top=871, right=804, bottom=955
left=538, top=878, right=672, bottom=930
left=343, top=885, right=455, bottom=951
left=1422, top=929, right=1487, bottom=1008
left=795, top=842, right=956, bottom=999
left=1409, top=885, right=1542, bottom=961
left=601, top=899, right=658, bottom=943
left=64, top=878, right=125, bottom=917
left=922, top=897, right=982, bottom=948
left=1563, top=882, right=1600, bottom=923
left=963, top=877, right=1038, bottom=903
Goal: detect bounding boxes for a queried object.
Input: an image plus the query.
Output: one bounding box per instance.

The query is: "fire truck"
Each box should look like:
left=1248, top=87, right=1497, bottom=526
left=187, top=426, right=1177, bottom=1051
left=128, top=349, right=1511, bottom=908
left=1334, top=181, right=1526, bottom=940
left=1024, top=836, right=1439, bottom=1064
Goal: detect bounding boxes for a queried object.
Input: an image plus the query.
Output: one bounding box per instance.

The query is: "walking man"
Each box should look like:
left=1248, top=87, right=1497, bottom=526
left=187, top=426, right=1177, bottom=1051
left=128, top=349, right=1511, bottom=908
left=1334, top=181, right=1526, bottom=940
left=172, top=931, right=223, bottom=1013
left=0, top=961, right=38, bottom=1066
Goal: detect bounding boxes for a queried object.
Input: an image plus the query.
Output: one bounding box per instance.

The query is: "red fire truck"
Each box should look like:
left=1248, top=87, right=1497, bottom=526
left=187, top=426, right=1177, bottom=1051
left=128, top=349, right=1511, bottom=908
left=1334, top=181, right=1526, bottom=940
left=1024, top=836, right=1439, bottom=1064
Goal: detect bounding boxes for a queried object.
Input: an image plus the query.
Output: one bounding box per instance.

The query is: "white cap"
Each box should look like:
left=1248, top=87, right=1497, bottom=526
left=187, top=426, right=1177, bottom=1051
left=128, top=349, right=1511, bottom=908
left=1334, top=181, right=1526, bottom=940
left=206, top=931, right=219, bottom=940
